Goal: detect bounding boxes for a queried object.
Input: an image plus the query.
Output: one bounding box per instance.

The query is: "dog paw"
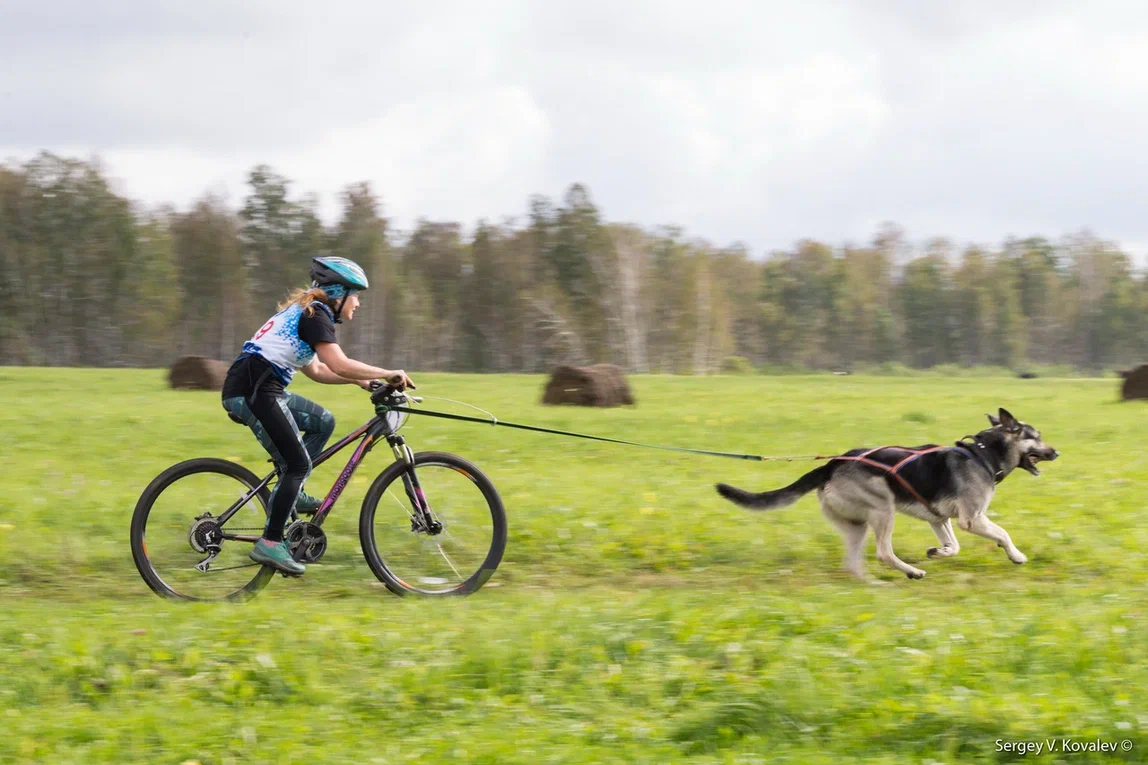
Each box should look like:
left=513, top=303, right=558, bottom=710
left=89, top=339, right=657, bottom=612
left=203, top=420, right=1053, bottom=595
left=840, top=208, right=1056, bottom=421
left=1010, top=552, right=1028, bottom=565
left=926, top=546, right=941, bottom=559
left=905, top=568, right=926, bottom=580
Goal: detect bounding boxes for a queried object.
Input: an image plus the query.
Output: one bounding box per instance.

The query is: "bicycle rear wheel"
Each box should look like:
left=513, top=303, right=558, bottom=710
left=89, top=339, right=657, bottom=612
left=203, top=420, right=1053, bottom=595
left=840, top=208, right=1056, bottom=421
left=359, top=452, right=506, bottom=596
left=131, top=458, right=276, bottom=601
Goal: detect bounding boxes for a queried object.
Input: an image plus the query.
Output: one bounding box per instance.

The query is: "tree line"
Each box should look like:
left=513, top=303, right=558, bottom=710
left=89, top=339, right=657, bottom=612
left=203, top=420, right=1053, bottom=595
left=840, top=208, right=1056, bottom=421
left=1, top=152, right=1143, bottom=374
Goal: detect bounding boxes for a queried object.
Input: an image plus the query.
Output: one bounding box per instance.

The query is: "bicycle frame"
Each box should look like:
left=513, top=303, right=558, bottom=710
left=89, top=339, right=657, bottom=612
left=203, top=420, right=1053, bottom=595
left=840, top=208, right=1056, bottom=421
left=214, top=409, right=437, bottom=542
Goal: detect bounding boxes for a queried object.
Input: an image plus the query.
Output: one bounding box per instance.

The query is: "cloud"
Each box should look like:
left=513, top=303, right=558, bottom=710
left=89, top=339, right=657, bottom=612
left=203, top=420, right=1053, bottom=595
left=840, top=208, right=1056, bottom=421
left=1, top=0, right=1146, bottom=257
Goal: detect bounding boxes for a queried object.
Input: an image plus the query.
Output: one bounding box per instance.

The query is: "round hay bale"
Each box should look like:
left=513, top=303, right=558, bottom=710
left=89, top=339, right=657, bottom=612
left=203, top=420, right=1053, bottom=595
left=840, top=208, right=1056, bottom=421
left=589, top=363, right=635, bottom=406
left=169, top=355, right=229, bottom=391
left=1120, top=364, right=1148, bottom=400
left=542, top=364, right=635, bottom=407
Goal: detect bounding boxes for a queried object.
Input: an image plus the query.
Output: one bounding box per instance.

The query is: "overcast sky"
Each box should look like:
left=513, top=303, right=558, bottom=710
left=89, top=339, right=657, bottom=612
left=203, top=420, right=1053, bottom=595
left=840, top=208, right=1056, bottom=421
left=2, top=0, right=1147, bottom=255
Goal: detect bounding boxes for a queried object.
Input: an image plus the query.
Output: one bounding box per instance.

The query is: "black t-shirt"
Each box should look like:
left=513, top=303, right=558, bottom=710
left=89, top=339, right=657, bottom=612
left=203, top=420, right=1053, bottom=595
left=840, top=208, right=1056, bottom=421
left=298, top=303, right=337, bottom=348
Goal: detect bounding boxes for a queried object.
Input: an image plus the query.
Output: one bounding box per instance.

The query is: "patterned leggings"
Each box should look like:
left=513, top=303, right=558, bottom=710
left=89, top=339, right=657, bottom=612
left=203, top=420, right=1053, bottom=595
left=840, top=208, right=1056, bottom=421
left=222, top=392, right=335, bottom=540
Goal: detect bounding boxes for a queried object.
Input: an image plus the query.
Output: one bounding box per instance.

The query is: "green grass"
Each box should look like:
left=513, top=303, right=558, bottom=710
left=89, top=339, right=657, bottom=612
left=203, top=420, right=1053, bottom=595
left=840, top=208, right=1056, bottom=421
left=0, top=369, right=1145, bottom=763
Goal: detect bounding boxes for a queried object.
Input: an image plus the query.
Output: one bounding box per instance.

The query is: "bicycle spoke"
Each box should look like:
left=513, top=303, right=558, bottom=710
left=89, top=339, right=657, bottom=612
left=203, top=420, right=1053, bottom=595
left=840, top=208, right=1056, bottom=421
left=386, top=487, right=416, bottom=518
left=437, top=544, right=463, bottom=580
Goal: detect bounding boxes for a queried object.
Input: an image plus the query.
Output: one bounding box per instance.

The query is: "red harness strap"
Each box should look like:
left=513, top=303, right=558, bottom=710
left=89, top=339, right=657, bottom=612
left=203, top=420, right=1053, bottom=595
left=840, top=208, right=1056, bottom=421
left=828, top=445, right=949, bottom=510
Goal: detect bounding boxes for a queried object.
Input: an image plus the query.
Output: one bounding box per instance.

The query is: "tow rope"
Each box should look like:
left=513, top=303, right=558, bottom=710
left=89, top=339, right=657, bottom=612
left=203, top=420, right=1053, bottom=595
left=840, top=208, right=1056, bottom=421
left=377, top=402, right=989, bottom=511
left=378, top=405, right=826, bottom=463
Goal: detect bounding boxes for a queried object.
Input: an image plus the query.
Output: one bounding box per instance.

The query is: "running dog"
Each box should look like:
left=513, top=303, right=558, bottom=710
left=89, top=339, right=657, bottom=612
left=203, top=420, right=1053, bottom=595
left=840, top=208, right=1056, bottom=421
left=715, top=408, right=1058, bottom=581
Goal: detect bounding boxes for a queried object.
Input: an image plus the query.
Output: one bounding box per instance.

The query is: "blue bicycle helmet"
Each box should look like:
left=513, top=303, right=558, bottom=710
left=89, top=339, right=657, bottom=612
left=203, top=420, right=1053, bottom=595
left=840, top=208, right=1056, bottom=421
left=310, top=256, right=369, bottom=323
left=311, top=256, right=369, bottom=292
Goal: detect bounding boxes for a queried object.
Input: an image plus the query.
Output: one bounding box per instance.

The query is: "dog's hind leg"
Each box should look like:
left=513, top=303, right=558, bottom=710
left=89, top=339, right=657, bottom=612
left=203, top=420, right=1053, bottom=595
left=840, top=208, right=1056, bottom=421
left=926, top=519, right=960, bottom=559
left=869, top=506, right=926, bottom=580
left=963, top=513, right=1027, bottom=565
left=821, top=505, right=869, bottom=580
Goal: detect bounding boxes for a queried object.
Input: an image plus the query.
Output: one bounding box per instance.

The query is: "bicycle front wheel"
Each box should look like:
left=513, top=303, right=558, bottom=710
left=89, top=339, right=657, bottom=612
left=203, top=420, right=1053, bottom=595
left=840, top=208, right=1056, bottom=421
left=359, top=452, right=506, bottom=596
left=131, top=458, right=276, bottom=601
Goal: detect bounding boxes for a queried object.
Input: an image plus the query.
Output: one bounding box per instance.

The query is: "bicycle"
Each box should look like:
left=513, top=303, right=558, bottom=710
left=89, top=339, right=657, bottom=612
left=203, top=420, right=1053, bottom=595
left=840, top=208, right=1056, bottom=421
left=130, top=384, right=507, bottom=601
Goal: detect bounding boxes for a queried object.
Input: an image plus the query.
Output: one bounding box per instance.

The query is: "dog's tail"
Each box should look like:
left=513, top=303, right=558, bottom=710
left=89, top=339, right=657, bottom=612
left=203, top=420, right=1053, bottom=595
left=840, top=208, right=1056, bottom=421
left=715, top=463, right=836, bottom=511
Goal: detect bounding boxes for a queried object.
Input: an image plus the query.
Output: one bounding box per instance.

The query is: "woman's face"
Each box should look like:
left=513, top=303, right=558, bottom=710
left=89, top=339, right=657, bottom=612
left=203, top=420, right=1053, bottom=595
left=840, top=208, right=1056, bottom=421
left=341, top=292, right=361, bottom=321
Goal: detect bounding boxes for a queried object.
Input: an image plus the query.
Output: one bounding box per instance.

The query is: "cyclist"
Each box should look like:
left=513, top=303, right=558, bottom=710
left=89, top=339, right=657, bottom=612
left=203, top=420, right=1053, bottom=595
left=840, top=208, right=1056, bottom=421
left=221, top=256, right=415, bottom=576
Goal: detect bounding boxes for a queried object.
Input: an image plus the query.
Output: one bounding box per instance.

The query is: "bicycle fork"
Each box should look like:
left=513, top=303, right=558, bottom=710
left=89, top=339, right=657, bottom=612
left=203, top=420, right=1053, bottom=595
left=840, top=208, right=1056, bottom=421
left=388, top=434, right=443, bottom=535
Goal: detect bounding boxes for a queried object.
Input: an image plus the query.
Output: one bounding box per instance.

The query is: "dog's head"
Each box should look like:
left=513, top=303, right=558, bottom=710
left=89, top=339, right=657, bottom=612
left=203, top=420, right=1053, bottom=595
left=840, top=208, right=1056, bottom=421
left=985, top=407, right=1059, bottom=476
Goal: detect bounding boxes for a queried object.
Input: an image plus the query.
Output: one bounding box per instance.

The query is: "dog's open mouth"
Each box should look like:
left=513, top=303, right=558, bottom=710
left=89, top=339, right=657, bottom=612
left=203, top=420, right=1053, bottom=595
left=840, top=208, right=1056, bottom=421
left=1021, top=454, right=1044, bottom=476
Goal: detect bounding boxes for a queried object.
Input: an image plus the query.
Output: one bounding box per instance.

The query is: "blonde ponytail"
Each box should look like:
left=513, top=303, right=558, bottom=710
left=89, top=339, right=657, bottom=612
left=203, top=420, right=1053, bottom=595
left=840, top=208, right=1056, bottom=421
left=278, top=287, right=333, bottom=317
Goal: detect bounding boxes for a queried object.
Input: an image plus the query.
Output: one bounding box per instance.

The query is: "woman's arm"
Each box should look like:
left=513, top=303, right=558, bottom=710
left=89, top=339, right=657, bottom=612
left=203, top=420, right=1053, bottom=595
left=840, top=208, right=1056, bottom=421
left=313, top=342, right=416, bottom=388
left=301, top=358, right=371, bottom=388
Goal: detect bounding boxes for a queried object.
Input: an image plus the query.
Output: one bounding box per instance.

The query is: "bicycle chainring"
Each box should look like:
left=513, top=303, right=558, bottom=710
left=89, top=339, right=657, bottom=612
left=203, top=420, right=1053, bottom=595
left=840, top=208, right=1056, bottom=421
left=285, top=521, right=327, bottom=563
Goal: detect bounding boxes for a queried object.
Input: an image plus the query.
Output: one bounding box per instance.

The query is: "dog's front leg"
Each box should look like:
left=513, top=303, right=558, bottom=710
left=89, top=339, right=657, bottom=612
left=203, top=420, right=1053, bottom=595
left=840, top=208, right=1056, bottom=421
left=926, top=519, right=960, bottom=559
left=961, top=512, right=1027, bottom=565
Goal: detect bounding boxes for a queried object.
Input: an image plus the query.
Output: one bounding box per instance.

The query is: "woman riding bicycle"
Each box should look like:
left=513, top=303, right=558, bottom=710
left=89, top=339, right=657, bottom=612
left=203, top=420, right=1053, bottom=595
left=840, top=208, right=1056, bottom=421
left=221, top=256, right=415, bottom=576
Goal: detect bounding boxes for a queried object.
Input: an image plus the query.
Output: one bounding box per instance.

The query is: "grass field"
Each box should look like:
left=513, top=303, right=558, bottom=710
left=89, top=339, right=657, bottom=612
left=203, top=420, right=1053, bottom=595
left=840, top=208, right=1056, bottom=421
left=0, top=369, right=1145, bottom=764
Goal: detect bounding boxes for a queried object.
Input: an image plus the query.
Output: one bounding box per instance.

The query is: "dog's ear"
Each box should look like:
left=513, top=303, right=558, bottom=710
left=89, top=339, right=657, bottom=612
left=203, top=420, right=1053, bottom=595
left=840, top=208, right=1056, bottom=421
left=986, top=413, right=1001, bottom=427
left=997, top=408, right=1021, bottom=433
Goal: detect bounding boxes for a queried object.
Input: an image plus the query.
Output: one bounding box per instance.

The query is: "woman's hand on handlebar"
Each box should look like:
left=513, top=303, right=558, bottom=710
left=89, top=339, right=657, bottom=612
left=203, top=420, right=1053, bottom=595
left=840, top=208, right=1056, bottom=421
left=384, top=370, right=416, bottom=390
left=366, top=370, right=416, bottom=392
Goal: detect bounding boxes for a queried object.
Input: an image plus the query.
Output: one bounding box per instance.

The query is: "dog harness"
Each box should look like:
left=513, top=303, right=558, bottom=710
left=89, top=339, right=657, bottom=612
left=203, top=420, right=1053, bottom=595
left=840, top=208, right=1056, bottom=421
left=829, top=441, right=1001, bottom=512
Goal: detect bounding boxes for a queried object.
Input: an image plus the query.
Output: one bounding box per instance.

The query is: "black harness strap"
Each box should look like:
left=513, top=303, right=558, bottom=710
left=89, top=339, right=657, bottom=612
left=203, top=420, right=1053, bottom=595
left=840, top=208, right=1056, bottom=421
left=225, top=354, right=276, bottom=424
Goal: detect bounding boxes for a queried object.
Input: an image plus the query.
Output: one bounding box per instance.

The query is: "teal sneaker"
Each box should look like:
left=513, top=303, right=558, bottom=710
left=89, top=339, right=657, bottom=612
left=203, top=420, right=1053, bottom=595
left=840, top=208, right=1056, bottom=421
left=249, top=539, right=306, bottom=576
left=295, top=492, right=323, bottom=515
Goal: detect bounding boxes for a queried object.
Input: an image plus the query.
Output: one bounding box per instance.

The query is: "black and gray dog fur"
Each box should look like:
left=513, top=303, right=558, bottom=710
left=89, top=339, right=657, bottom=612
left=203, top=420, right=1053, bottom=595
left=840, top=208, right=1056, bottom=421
left=716, top=408, right=1058, bottom=581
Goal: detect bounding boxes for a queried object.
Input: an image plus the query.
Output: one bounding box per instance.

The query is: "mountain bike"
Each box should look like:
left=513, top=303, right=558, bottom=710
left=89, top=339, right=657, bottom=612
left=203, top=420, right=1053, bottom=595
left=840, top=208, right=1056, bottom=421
left=130, top=384, right=507, bottom=601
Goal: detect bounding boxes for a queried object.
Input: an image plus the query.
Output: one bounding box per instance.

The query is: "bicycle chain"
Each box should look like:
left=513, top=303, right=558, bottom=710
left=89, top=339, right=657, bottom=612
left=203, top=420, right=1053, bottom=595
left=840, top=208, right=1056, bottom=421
left=196, top=528, right=263, bottom=573
left=201, top=563, right=262, bottom=572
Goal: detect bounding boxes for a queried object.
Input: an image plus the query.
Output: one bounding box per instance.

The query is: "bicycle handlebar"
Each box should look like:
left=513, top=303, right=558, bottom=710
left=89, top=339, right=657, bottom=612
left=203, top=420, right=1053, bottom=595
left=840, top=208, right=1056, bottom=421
left=368, top=381, right=422, bottom=406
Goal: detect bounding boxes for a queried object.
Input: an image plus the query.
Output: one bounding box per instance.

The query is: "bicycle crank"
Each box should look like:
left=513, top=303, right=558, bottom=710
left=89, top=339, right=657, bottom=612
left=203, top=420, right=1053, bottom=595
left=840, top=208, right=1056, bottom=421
left=285, top=520, right=328, bottom=563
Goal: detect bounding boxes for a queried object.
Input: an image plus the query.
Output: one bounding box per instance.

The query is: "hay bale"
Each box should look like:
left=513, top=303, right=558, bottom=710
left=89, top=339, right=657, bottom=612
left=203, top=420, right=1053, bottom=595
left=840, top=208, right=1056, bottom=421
left=169, top=355, right=229, bottom=391
left=542, top=364, right=635, bottom=407
left=1120, top=364, right=1148, bottom=400
left=593, top=363, right=635, bottom=406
